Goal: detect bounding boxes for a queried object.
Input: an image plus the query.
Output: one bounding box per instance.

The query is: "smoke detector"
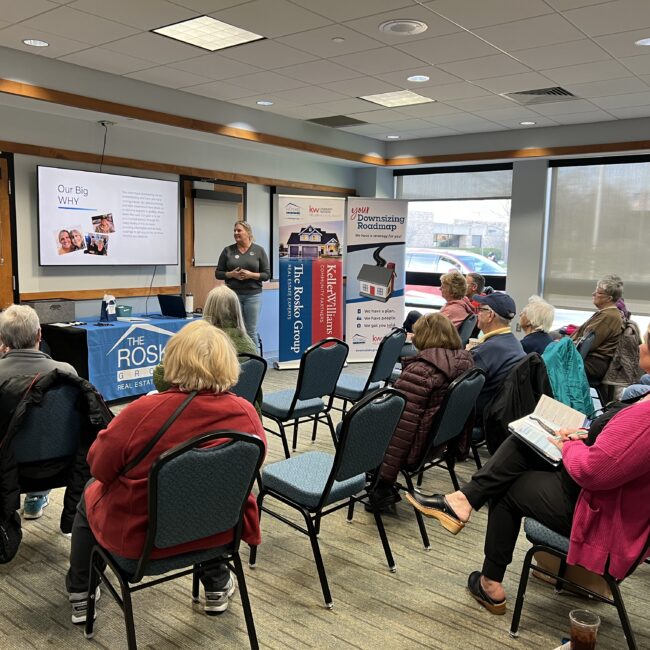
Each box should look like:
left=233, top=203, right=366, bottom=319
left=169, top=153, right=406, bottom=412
left=379, top=20, right=428, bottom=36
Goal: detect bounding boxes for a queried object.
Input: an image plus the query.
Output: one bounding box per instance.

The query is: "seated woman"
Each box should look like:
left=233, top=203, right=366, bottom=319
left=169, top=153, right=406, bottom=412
left=622, top=323, right=650, bottom=400
left=153, top=286, right=260, bottom=412
left=571, top=274, right=625, bottom=382
left=407, top=394, right=650, bottom=615
left=371, top=313, right=474, bottom=508
left=519, top=295, right=554, bottom=355
left=439, top=271, right=475, bottom=327
left=65, top=320, right=266, bottom=623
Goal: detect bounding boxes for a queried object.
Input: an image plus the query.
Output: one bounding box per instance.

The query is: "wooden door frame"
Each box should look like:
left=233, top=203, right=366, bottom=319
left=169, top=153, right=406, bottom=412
left=0, top=153, right=18, bottom=308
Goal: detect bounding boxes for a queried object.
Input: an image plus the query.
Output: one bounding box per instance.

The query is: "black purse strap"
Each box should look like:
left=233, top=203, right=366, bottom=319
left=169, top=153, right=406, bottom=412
left=119, top=391, right=197, bottom=477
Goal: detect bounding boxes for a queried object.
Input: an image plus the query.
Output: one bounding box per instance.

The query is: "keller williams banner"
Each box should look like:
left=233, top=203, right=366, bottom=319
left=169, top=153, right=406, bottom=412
left=345, top=198, right=408, bottom=362
left=277, top=195, right=345, bottom=368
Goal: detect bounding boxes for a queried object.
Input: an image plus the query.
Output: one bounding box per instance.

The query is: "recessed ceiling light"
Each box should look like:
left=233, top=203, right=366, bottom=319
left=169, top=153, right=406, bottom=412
left=407, top=74, right=429, bottom=83
left=23, top=38, right=48, bottom=47
left=379, top=19, right=428, bottom=36
left=386, top=135, right=400, bottom=139
left=152, top=15, right=263, bottom=52
left=635, top=38, right=650, bottom=46
left=332, top=37, right=345, bottom=43
left=520, top=121, right=536, bottom=126
left=360, top=89, right=435, bottom=107
left=256, top=100, right=273, bottom=106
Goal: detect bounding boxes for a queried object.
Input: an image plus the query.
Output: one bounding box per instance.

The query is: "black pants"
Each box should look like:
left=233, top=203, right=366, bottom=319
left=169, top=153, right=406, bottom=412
left=66, top=492, right=229, bottom=595
left=461, top=435, right=579, bottom=583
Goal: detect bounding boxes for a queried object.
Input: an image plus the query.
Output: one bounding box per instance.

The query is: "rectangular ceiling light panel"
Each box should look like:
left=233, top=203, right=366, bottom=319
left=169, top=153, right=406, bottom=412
left=153, top=16, right=264, bottom=52
left=360, top=89, right=435, bottom=107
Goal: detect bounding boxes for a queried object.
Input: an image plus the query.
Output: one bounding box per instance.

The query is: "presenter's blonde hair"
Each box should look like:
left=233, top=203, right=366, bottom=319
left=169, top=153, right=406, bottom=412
left=235, top=220, right=254, bottom=242
left=163, top=320, right=239, bottom=393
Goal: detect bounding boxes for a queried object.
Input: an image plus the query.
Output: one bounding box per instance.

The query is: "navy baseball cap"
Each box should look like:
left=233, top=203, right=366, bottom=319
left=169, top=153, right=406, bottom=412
left=473, top=292, right=516, bottom=320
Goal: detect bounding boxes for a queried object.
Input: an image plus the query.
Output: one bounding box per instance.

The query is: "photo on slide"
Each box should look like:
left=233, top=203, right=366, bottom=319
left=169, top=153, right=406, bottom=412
left=84, top=233, right=109, bottom=256
left=55, top=227, right=86, bottom=255
left=92, top=213, right=116, bottom=234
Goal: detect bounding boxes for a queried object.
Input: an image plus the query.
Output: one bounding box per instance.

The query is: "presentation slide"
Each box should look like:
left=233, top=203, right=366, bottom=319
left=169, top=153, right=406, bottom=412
left=38, top=167, right=179, bottom=266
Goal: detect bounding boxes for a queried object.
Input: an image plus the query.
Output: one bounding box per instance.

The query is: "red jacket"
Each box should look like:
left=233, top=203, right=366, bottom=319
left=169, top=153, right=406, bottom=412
left=564, top=399, right=650, bottom=580
left=379, top=347, right=474, bottom=483
left=85, top=389, right=266, bottom=560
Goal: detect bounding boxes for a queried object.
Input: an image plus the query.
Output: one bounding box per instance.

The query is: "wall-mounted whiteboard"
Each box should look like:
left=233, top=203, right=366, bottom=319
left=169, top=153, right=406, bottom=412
left=193, top=199, right=240, bottom=266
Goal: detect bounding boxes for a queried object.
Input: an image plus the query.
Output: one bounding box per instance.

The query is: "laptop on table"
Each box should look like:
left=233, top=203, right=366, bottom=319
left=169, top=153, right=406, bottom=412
left=157, top=294, right=189, bottom=319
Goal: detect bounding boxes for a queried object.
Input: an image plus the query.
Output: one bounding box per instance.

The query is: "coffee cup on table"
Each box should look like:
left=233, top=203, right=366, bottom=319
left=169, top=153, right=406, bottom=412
left=466, top=337, right=480, bottom=350
left=569, top=609, right=600, bottom=650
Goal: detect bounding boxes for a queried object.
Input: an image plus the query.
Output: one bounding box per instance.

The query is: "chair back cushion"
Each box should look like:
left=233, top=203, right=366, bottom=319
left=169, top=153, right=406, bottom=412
left=335, top=389, right=406, bottom=482
left=297, top=339, right=348, bottom=401
left=231, top=355, right=266, bottom=404
left=577, top=331, right=595, bottom=360
left=11, top=383, right=83, bottom=463
left=457, top=314, right=478, bottom=347
left=368, top=328, right=407, bottom=384
left=153, top=437, right=261, bottom=549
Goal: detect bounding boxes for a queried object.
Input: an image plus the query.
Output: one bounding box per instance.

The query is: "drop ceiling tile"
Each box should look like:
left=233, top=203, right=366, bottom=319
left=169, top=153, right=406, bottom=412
left=542, top=60, right=634, bottom=85
left=604, top=105, right=650, bottom=118
left=170, top=1, right=251, bottom=11
left=340, top=123, right=394, bottom=136
left=0, top=25, right=91, bottom=57
left=342, top=5, right=459, bottom=45
left=394, top=126, right=462, bottom=138
left=544, top=0, right=609, bottom=9
left=595, top=30, right=650, bottom=59
left=475, top=14, right=584, bottom=52
left=288, top=0, right=416, bottom=23
left=103, top=32, right=203, bottom=64
left=415, top=81, right=490, bottom=100
left=446, top=95, right=513, bottom=111
left=529, top=99, right=600, bottom=115
left=513, top=39, right=612, bottom=71
left=564, top=77, right=649, bottom=98
left=276, top=59, right=361, bottom=84
left=69, top=0, right=197, bottom=30
left=271, top=85, right=348, bottom=105
left=620, top=53, right=650, bottom=75
left=393, top=102, right=460, bottom=117
left=472, top=107, right=559, bottom=127
left=59, top=47, right=153, bottom=74
left=373, top=66, right=460, bottom=87
left=276, top=24, right=384, bottom=58
left=551, top=109, right=616, bottom=124
left=169, top=53, right=262, bottom=79
left=219, top=40, right=317, bottom=69
left=473, top=72, right=556, bottom=95
left=125, top=65, right=214, bottom=88
left=210, top=0, right=331, bottom=38
left=0, top=0, right=59, bottom=23
left=430, top=115, right=507, bottom=132
left=223, top=71, right=309, bottom=92
left=310, top=97, right=381, bottom=114
left=425, top=0, right=552, bottom=29
left=330, top=46, right=430, bottom=75
left=589, top=90, right=650, bottom=108
left=228, top=94, right=295, bottom=109
left=271, top=104, right=336, bottom=119
left=396, top=32, right=500, bottom=65
left=320, top=77, right=401, bottom=97
left=346, top=109, right=410, bottom=123
left=438, top=54, right=530, bottom=80
left=19, top=6, right=138, bottom=44
left=183, top=79, right=253, bottom=99
left=564, top=0, right=650, bottom=37
left=379, top=117, right=436, bottom=131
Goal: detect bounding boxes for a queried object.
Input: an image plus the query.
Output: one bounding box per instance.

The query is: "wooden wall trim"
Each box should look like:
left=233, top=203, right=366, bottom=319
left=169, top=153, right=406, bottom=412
left=20, top=285, right=181, bottom=301
left=0, top=78, right=384, bottom=167
left=0, top=139, right=357, bottom=195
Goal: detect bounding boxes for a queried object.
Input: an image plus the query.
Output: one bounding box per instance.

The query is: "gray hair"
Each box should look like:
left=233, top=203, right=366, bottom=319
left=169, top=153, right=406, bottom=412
left=467, top=272, right=485, bottom=294
left=0, top=304, right=41, bottom=350
left=596, top=274, right=623, bottom=302
left=234, top=220, right=254, bottom=242
left=521, top=295, right=555, bottom=332
left=203, top=285, right=247, bottom=337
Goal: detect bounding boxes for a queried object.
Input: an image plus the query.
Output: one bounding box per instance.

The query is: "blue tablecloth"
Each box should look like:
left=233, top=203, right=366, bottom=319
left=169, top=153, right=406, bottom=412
left=78, top=314, right=196, bottom=400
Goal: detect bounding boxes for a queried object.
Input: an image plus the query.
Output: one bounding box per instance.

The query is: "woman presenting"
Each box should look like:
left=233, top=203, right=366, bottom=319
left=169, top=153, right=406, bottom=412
left=215, top=221, right=270, bottom=350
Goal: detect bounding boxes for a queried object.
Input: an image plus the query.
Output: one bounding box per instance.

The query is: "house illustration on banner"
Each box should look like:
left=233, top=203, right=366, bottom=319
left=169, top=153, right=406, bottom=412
left=357, top=245, right=396, bottom=303
left=286, top=225, right=340, bottom=259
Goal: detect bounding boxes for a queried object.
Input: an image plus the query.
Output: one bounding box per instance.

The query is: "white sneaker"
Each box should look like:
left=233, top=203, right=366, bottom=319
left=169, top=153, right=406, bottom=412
left=204, top=575, right=236, bottom=616
left=70, top=587, right=101, bottom=625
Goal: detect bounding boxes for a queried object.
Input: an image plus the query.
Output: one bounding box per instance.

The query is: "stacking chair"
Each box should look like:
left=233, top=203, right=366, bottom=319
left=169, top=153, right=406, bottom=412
left=334, top=327, right=406, bottom=414
left=84, top=431, right=265, bottom=650
left=250, top=388, right=407, bottom=608
left=262, top=338, right=348, bottom=458
left=457, top=313, right=478, bottom=347
left=509, top=518, right=646, bottom=650
left=577, top=331, right=609, bottom=408
left=401, top=368, right=485, bottom=549
left=231, top=353, right=267, bottom=405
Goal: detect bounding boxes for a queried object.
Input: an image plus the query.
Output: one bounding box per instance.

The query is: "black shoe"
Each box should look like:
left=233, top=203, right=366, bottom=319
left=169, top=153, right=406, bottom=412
left=404, top=492, right=465, bottom=534
left=365, top=484, right=401, bottom=513
left=467, top=571, right=506, bottom=615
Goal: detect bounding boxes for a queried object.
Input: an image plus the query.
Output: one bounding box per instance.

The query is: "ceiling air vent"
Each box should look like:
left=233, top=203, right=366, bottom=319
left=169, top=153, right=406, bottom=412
left=502, top=86, right=577, bottom=106
left=308, top=115, right=368, bottom=128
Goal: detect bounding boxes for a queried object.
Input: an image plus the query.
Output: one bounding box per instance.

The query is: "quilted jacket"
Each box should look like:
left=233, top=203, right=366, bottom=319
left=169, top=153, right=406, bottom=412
left=378, top=347, right=474, bottom=484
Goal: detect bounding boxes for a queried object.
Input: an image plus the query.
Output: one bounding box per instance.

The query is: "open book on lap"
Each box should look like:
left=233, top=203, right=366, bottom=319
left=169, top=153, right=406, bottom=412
left=509, top=395, right=589, bottom=467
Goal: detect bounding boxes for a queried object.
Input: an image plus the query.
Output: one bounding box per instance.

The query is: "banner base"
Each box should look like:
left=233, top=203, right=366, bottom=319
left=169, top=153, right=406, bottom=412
left=273, top=360, right=302, bottom=370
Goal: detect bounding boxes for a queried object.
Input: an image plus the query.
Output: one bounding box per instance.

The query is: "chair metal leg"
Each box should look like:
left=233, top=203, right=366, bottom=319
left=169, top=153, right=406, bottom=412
left=555, top=556, right=567, bottom=593
left=325, top=413, right=337, bottom=447
left=232, top=552, right=259, bottom=650
left=275, top=421, right=289, bottom=458
left=416, top=471, right=424, bottom=487
left=605, top=575, right=638, bottom=650
left=372, top=510, right=396, bottom=572
left=84, top=549, right=101, bottom=640
left=447, top=454, right=460, bottom=492
left=311, top=415, right=318, bottom=443
left=346, top=498, right=355, bottom=522
left=341, top=399, right=348, bottom=416
left=121, top=584, right=138, bottom=650
left=191, top=567, right=200, bottom=603
left=292, top=420, right=300, bottom=451
left=509, top=545, right=536, bottom=638
left=303, top=509, right=333, bottom=608
left=403, top=473, right=430, bottom=550
left=471, top=443, right=482, bottom=470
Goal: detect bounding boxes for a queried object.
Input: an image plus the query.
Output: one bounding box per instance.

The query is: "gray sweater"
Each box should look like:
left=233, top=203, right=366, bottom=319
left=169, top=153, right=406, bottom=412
left=215, top=243, right=270, bottom=294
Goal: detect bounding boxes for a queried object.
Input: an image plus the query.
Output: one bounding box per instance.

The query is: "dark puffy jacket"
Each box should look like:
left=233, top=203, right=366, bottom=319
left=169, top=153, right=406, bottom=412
left=0, top=370, right=112, bottom=534
left=379, top=347, right=474, bottom=484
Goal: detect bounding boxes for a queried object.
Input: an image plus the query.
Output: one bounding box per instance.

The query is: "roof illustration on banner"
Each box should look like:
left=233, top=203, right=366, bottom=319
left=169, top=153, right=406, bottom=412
left=286, top=225, right=341, bottom=257
left=284, top=202, right=301, bottom=216
left=352, top=333, right=367, bottom=344
left=107, top=323, right=176, bottom=354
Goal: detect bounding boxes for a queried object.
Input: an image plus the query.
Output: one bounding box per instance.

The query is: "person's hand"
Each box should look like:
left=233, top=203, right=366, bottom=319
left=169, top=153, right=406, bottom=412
left=227, top=267, right=241, bottom=279
left=238, top=269, right=254, bottom=280
left=548, top=428, right=588, bottom=451
left=0, top=343, right=8, bottom=355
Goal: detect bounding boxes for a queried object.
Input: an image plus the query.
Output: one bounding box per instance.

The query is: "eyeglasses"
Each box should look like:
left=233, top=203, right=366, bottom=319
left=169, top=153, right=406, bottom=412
left=478, top=306, right=493, bottom=313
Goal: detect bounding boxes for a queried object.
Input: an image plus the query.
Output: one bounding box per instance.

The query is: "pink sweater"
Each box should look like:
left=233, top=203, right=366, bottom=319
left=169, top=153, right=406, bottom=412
left=440, top=297, right=475, bottom=327
left=563, top=400, right=650, bottom=580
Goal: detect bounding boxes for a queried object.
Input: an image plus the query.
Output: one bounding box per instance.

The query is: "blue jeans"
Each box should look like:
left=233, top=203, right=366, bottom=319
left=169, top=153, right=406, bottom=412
left=238, top=292, right=262, bottom=353
left=622, top=383, right=650, bottom=400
